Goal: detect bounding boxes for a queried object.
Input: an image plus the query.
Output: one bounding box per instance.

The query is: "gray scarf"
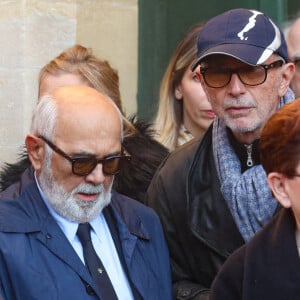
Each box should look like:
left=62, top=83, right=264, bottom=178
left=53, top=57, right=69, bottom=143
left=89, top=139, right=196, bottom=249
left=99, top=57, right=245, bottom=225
left=213, top=88, right=295, bottom=242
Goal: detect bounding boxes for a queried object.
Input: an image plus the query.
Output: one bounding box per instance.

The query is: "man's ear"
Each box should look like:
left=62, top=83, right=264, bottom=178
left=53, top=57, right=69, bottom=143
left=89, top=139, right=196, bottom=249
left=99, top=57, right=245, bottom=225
left=267, top=172, right=291, bottom=208
left=25, top=135, right=45, bottom=172
left=278, top=62, right=295, bottom=97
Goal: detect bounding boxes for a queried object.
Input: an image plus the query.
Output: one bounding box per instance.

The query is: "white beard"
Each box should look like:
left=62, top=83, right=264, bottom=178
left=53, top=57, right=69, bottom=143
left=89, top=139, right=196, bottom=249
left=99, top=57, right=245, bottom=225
left=38, top=150, right=112, bottom=223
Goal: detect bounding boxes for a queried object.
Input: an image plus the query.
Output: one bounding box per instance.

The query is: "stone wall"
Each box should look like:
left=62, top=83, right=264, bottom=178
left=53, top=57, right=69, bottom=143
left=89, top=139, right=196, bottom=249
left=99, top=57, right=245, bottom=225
left=0, top=0, right=137, bottom=165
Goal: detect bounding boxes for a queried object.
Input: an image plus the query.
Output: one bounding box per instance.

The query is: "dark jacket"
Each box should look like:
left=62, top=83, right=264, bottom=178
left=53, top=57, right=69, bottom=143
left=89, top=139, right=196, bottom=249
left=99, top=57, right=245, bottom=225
left=211, top=208, right=300, bottom=300
left=0, top=179, right=172, bottom=300
left=146, top=126, right=245, bottom=300
left=0, top=119, right=169, bottom=203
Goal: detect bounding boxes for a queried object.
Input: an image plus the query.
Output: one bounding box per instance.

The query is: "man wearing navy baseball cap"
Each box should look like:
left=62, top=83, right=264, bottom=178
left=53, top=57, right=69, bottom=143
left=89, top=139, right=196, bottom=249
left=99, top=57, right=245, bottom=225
left=147, top=8, right=295, bottom=300
left=192, top=9, right=289, bottom=69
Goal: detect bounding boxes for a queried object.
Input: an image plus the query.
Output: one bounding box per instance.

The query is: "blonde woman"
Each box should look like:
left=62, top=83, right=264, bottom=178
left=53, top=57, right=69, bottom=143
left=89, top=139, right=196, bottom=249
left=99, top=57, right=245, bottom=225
left=154, top=23, right=215, bottom=151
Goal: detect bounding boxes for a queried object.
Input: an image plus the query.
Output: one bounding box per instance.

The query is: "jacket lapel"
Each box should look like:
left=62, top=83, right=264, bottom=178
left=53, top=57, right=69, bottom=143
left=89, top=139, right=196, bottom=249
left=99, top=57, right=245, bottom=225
left=110, top=193, right=152, bottom=298
left=36, top=215, right=91, bottom=280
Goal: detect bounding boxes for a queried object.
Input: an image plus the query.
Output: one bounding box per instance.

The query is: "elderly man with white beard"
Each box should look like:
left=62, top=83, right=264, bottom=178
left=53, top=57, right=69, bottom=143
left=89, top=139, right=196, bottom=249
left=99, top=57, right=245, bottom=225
left=0, top=85, right=172, bottom=300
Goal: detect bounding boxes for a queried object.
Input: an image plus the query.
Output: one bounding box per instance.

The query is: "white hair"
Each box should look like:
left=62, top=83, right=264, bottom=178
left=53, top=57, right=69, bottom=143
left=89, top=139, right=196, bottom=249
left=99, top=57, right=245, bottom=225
left=30, top=94, right=57, bottom=139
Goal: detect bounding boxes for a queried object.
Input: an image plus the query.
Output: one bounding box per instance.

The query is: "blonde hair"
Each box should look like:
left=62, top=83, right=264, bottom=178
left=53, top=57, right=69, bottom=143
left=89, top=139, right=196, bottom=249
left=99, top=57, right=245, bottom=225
left=38, top=44, right=136, bottom=136
left=154, top=23, right=204, bottom=150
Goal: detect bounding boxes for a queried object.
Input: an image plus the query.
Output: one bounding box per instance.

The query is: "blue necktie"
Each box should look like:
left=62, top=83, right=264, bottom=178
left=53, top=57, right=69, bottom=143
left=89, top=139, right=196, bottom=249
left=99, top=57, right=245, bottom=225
left=77, top=223, right=118, bottom=299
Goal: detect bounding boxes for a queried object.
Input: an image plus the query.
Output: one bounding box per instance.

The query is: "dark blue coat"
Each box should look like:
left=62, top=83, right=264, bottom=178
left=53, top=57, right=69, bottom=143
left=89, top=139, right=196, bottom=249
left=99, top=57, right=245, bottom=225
left=0, top=180, right=172, bottom=300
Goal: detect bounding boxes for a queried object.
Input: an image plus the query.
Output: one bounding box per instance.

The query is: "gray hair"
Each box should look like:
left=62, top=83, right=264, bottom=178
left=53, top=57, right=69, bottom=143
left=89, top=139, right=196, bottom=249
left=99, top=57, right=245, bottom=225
left=30, top=94, right=57, bottom=139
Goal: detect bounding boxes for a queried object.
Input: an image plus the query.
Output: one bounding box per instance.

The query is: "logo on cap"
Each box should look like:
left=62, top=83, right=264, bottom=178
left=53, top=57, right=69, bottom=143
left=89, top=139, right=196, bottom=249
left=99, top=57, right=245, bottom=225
left=237, top=10, right=263, bottom=41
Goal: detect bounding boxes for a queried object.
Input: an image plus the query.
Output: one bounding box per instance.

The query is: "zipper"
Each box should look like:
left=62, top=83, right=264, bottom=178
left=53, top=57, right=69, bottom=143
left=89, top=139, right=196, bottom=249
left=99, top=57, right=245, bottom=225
left=244, top=144, right=253, bottom=167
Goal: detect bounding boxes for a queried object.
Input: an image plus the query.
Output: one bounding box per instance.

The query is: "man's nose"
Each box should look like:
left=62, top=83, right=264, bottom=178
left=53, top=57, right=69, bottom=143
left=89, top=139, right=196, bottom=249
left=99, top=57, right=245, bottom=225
left=85, top=163, right=106, bottom=184
left=226, top=73, right=246, bottom=95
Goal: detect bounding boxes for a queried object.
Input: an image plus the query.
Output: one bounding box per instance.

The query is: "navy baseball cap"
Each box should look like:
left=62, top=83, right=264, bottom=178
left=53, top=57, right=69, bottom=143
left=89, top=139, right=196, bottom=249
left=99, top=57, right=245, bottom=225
left=191, top=8, right=288, bottom=71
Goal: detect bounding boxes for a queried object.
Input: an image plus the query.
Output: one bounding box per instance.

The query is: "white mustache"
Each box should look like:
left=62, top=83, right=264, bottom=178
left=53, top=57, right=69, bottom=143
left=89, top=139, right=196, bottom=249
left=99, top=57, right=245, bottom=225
left=223, top=98, right=256, bottom=109
left=71, top=183, right=104, bottom=195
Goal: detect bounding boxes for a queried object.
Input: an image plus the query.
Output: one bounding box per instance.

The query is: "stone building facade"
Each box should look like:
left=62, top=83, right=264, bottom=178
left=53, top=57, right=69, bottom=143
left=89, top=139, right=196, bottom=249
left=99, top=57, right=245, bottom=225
left=0, top=0, right=137, bottom=164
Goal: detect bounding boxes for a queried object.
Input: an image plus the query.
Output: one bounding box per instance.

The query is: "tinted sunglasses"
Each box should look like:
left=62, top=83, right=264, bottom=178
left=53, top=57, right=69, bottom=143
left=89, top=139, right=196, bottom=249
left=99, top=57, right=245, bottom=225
left=39, top=136, right=131, bottom=176
left=198, top=59, right=284, bottom=88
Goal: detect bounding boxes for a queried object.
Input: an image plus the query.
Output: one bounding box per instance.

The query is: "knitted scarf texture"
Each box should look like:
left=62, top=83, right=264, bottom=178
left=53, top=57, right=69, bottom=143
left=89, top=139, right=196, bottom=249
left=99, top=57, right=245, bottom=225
left=213, top=88, right=295, bottom=242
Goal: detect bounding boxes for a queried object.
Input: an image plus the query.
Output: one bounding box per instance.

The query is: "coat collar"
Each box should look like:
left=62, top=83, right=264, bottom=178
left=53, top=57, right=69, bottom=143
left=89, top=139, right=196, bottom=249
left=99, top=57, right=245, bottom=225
left=110, top=190, right=150, bottom=240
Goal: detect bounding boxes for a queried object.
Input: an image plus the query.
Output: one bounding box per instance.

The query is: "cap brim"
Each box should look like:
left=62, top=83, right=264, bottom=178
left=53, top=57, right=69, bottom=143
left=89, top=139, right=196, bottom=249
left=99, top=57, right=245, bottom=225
left=191, top=57, right=202, bottom=71
left=191, top=43, right=273, bottom=71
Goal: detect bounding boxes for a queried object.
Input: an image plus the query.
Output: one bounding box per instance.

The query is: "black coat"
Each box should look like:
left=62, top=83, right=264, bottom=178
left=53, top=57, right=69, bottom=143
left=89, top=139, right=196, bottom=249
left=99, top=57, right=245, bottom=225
left=0, top=119, right=169, bottom=203
left=211, top=208, right=300, bottom=300
left=146, top=126, right=245, bottom=300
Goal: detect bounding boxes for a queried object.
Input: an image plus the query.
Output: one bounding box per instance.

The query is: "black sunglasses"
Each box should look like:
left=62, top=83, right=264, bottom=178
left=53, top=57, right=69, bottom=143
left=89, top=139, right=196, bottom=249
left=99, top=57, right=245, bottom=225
left=39, top=136, right=131, bottom=176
